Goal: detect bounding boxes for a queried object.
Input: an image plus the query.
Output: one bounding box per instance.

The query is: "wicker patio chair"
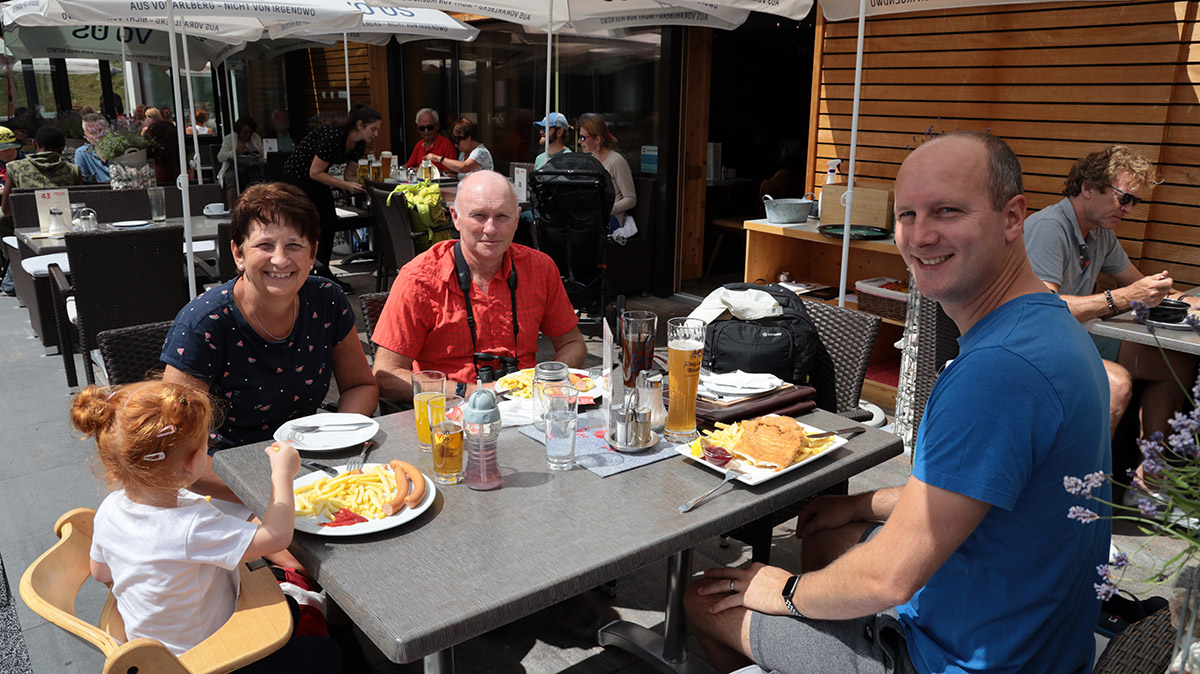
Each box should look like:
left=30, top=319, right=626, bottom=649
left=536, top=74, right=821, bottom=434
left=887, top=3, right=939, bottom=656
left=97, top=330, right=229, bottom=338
left=359, top=291, right=410, bottom=415
left=48, top=227, right=189, bottom=387
left=1093, top=607, right=1175, bottom=674
left=365, top=181, right=421, bottom=292
left=19, top=508, right=291, bottom=674
left=97, top=321, right=174, bottom=386
left=724, top=299, right=882, bottom=564
left=800, top=297, right=882, bottom=421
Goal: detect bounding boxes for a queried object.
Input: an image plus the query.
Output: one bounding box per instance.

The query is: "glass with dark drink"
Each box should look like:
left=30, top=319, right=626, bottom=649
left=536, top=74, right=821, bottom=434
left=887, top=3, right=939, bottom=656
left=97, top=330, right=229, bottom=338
left=620, top=310, right=657, bottom=388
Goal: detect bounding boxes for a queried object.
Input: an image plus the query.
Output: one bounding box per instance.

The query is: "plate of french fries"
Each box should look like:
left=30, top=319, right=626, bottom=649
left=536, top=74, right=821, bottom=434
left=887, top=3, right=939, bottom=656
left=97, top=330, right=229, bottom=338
left=672, top=417, right=846, bottom=486
left=494, top=367, right=606, bottom=404
left=292, top=463, right=435, bottom=536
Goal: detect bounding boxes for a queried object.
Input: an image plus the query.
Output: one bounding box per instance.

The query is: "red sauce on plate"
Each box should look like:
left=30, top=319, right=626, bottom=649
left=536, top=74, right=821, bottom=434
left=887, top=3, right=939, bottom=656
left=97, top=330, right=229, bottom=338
left=319, top=507, right=368, bottom=527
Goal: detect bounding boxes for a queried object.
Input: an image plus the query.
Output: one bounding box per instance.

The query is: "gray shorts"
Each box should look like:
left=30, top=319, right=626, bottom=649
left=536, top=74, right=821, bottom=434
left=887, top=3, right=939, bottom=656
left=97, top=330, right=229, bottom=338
left=747, top=522, right=916, bottom=674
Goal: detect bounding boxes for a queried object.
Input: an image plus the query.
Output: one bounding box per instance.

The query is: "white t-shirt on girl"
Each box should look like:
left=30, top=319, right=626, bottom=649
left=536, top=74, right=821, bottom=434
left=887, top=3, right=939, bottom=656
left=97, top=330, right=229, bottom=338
left=90, top=489, right=258, bottom=656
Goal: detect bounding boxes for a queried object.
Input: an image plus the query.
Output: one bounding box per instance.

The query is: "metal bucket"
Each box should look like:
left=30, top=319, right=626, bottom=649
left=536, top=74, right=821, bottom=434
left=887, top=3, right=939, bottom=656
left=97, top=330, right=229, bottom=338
left=762, top=194, right=813, bottom=224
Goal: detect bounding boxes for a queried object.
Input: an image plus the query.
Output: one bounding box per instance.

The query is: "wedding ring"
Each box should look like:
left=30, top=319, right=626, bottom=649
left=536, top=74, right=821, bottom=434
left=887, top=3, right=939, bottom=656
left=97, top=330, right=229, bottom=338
left=729, top=579, right=736, bottom=593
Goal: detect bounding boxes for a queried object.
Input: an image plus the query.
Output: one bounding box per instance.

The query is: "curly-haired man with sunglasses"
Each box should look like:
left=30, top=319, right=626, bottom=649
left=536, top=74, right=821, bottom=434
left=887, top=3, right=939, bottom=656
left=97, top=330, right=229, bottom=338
left=1024, top=145, right=1199, bottom=485
left=404, top=107, right=457, bottom=176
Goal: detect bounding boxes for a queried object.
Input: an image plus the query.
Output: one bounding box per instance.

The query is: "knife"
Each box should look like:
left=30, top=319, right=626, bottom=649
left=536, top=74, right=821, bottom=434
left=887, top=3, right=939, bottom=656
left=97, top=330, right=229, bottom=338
left=807, top=426, right=867, bottom=440
left=301, top=459, right=339, bottom=476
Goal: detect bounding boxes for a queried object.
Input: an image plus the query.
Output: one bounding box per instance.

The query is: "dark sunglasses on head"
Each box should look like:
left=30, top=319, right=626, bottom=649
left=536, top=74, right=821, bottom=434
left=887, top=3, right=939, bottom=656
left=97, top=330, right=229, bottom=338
left=417, top=124, right=436, bottom=132
left=1108, top=184, right=1142, bottom=208
left=1078, top=243, right=1091, bottom=271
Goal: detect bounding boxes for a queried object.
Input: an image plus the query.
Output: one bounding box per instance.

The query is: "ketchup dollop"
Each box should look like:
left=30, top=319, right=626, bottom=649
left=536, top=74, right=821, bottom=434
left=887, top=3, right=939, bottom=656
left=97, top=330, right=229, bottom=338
left=319, top=507, right=368, bottom=527
left=702, top=444, right=733, bottom=467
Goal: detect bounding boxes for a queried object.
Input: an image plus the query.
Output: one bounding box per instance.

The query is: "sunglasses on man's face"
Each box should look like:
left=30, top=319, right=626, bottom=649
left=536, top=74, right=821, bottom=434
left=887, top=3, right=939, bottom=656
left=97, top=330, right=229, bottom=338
left=418, top=124, right=436, bottom=132
left=1108, top=184, right=1142, bottom=208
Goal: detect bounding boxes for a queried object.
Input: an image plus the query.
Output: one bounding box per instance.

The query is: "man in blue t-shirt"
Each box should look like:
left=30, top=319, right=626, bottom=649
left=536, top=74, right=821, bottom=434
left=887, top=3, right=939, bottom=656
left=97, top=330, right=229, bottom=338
left=685, top=132, right=1111, bottom=674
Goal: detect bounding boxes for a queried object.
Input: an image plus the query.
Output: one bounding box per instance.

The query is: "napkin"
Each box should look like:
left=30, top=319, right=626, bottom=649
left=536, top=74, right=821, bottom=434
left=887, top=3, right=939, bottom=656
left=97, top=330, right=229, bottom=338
left=689, top=287, right=783, bottom=324
left=701, top=370, right=784, bottom=391
left=498, top=397, right=535, bottom=427
left=697, top=385, right=817, bottom=428
left=517, top=415, right=677, bottom=477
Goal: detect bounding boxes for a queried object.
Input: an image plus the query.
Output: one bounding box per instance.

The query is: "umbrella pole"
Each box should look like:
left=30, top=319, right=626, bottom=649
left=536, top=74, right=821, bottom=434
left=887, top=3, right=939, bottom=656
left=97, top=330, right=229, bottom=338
left=179, top=21, right=203, bottom=185
left=228, top=64, right=241, bottom=195
left=119, top=34, right=136, bottom=112
left=837, top=0, right=868, bottom=308
left=544, top=1, right=552, bottom=158
left=165, top=3, right=197, bottom=299
left=344, top=34, right=351, bottom=112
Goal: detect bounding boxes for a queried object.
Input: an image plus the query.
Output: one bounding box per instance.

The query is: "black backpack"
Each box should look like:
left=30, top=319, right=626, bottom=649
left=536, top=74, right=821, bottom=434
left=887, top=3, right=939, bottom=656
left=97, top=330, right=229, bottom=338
left=703, top=283, right=824, bottom=387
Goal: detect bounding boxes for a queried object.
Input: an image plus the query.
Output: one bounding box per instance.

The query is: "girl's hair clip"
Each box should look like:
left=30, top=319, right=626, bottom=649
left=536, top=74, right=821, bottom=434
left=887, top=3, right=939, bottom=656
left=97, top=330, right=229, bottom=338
left=156, top=424, right=177, bottom=438
left=106, top=389, right=118, bottom=401
left=143, top=451, right=167, bottom=462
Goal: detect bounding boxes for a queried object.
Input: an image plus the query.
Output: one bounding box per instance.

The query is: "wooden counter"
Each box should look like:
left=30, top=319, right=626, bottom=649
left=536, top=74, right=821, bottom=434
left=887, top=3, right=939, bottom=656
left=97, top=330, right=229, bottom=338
left=741, top=218, right=910, bottom=408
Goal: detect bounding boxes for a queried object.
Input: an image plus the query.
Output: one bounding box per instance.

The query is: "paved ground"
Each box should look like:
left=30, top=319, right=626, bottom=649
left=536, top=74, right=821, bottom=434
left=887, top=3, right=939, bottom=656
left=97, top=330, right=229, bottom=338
left=0, top=255, right=1186, bottom=673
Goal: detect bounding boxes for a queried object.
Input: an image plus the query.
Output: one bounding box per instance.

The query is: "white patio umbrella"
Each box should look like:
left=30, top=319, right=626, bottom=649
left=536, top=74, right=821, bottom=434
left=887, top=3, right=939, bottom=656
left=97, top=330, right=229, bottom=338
left=2, top=0, right=266, bottom=41
left=1, top=24, right=238, bottom=67
left=22, top=0, right=366, bottom=298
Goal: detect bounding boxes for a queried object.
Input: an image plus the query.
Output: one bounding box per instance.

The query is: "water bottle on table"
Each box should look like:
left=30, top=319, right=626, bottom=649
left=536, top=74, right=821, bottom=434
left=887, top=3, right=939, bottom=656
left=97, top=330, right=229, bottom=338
left=464, top=388, right=502, bottom=490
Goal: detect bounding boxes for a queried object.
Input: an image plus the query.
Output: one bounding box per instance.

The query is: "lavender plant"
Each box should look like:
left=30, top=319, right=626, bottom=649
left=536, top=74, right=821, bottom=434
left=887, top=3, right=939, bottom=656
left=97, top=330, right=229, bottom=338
left=1066, top=300, right=1200, bottom=598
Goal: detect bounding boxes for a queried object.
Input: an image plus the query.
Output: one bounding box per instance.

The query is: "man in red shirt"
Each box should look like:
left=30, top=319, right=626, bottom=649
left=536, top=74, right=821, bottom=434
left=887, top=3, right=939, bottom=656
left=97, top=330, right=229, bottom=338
left=404, top=107, right=457, bottom=177
left=372, top=170, right=587, bottom=401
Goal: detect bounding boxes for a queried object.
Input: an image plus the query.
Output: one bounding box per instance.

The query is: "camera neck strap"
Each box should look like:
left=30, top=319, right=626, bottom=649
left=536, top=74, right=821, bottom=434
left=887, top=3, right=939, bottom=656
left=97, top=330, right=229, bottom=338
left=453, top=241, right=519, bottom=360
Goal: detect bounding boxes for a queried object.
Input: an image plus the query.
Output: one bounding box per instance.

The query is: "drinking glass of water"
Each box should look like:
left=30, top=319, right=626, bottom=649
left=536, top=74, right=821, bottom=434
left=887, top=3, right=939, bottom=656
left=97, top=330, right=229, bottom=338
left=543, top=384, right=579, bottom=471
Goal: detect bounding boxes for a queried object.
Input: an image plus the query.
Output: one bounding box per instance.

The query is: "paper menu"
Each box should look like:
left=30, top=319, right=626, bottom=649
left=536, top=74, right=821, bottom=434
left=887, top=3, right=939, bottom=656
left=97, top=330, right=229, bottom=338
left=262, top=138, right=279, bottom=154
left=513, top=167, right=528, bottom=203
left=35, top=188, right=71, bottom=233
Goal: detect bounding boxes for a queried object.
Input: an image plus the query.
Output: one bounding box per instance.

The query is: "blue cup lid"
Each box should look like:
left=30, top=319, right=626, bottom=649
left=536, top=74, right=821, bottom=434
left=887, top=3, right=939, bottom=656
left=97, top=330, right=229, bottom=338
left=464, top=388, right=501, bottom=425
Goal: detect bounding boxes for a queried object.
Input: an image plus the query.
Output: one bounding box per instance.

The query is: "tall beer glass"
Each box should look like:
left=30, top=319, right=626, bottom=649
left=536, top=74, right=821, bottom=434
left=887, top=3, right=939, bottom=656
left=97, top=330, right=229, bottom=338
left=664, top=317, right=705, bottom=443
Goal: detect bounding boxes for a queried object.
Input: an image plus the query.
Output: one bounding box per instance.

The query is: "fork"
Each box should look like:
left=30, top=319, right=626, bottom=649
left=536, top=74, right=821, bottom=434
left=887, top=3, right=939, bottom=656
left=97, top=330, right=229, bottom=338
left=289, top=421, right=374, bottom=434
left=679, top=467, right=746, bottom=513
left=344, top=441, right=374, bottom=474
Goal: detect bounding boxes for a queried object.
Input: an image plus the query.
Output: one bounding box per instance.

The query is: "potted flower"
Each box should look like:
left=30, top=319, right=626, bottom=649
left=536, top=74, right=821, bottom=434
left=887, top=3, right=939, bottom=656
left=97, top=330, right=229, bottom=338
left=94, top=118, right=157, bottom=189
left=1065, top=302, right=1200, bottom=672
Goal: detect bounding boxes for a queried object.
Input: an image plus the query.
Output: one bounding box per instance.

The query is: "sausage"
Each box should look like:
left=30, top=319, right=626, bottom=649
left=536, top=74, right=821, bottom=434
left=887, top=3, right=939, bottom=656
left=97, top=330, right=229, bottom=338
left=397, top=460, right=426, bottom=507
left=383, top=460, right=412, bottom=516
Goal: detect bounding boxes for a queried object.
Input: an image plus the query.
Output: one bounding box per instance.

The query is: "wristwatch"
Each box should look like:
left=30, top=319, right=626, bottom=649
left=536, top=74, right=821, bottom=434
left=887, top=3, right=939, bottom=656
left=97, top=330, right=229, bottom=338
left=781, top=575, right=805, bottom=619
left=455, top=381, right=467, bottom=397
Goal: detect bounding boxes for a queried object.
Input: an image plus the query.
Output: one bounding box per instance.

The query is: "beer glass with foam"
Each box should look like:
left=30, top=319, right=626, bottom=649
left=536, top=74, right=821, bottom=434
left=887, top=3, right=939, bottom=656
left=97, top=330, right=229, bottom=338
left=664, top=317, right=705, bottom=443
left=413, top=371, right=446, bottom=452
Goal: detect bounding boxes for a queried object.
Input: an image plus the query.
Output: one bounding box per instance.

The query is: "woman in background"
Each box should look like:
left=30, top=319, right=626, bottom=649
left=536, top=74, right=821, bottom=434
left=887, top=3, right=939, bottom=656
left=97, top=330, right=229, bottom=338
left=578, top=114, right=636, bottom=233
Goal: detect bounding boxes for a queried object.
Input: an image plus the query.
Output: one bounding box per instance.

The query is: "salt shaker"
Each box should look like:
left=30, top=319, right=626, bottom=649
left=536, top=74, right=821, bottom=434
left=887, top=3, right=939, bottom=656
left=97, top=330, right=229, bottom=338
left=636, top=370, right=667, bottom=431
left=47, top=208, right=68, bottom=237
left=464, top=387, right=502, bottom=490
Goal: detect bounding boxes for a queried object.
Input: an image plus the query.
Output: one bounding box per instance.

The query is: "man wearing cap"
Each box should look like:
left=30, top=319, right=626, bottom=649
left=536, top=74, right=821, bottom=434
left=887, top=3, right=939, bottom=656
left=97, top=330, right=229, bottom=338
left=404, top=107, right=457, bottom=176
left=533, top=112, right=572, bottom=169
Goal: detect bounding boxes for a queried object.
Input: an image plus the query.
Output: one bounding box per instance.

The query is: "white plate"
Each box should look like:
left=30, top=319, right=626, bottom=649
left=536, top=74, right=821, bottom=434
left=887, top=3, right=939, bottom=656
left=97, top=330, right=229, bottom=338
left=110, top=220, right=150, bottom=228
left=204, top=210, right=230, bottom=217
left=701, top=380, right=779, bottom=397
left=274, top=413, right=380, bottom=452
left=293, top=463, right=436, bottom=536
left=672, top=420, right=849, bottom=486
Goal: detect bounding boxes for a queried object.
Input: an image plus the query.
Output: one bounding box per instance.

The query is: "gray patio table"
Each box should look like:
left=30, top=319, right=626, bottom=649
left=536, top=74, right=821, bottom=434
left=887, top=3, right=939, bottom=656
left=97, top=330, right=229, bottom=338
left=213, top=408, right=903, bottom=673
left=16, top=215, right=225, bottom=256
left=1086, top=286, right=1200, bottom=356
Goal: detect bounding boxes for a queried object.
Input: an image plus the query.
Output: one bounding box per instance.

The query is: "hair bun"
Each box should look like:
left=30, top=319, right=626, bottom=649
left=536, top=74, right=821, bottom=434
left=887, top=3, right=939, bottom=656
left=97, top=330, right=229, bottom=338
left=70, top=385, right=118, bottom=437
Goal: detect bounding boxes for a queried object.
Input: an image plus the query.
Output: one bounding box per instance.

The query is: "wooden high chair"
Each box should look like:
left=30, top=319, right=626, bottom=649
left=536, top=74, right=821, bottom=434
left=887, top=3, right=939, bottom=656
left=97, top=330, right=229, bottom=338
left=19, top=508, right=292, bottom=674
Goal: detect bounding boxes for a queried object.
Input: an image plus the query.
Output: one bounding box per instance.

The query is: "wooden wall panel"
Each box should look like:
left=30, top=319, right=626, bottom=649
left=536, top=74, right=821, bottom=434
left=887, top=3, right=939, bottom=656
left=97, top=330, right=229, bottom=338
left=291, top=42, right=390, bottom=154
left=808, top=0, right=1200, bottom=285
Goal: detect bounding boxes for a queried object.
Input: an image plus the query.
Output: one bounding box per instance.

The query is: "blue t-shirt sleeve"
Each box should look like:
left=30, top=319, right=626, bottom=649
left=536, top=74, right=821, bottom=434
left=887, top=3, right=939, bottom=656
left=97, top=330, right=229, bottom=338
left=913, top=348, right=1064, bottom=510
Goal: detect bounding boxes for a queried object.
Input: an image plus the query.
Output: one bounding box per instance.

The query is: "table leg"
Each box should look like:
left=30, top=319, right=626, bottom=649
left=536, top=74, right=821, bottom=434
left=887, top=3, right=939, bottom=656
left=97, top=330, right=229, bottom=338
left=423, top=647, right=454, bottom=674
left=596, top=550, right=716, bottom=674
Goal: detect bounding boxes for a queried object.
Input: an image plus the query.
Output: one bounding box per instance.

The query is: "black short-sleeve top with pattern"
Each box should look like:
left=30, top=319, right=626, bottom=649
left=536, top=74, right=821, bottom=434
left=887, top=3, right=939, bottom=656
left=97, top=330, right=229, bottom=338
left=282, top=125, right=366, bottom=185
left=161, top=276, right=357, bottom=451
